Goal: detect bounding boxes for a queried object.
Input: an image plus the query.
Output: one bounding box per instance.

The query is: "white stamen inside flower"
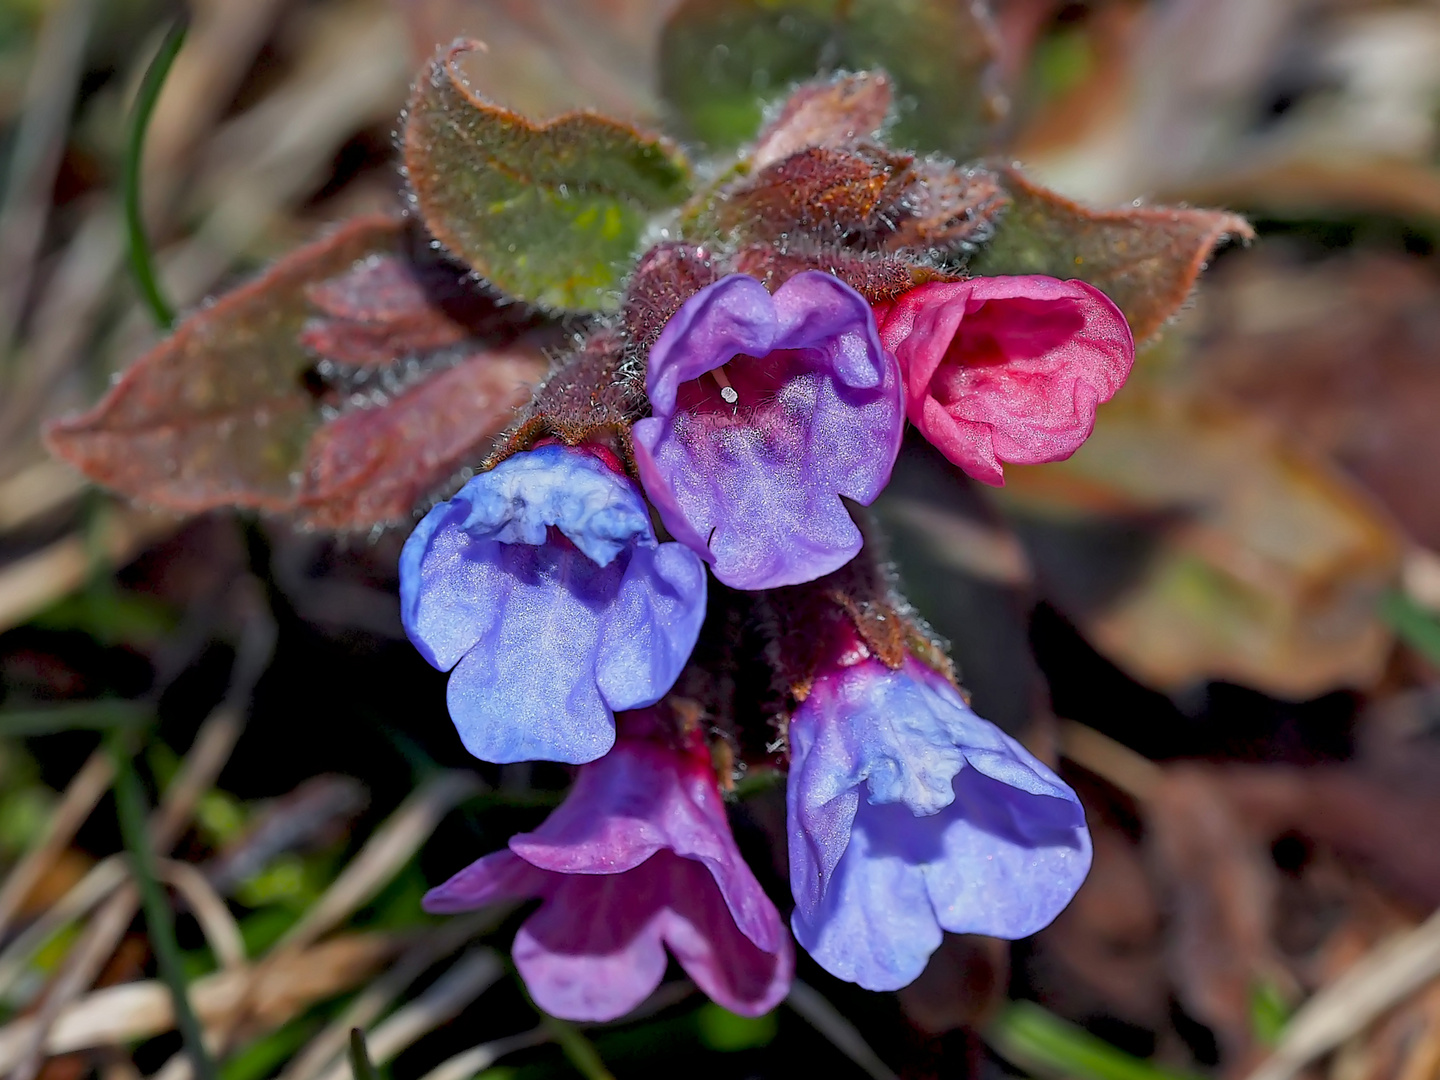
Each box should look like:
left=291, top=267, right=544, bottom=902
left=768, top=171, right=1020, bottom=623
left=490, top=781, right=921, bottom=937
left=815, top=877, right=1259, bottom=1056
left=711, top=365, right=739, bottom=404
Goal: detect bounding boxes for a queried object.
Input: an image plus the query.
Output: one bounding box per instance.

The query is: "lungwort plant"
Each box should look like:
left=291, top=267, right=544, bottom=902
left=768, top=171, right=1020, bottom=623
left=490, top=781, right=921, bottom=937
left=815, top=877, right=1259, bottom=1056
left=46, top=0, right=1249, bottom=1024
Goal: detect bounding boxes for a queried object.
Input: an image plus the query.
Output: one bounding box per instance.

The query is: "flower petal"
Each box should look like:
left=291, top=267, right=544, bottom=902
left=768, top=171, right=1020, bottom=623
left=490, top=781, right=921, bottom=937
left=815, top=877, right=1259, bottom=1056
left=442, top=543, right=621, bottom=764
left=770, top=271, right=888, bottom=389
left=400, top=445, right=661, bottom=670
left=661, top=856, right=793, bottom=1016
left=634, top=272, right=903, bottom=590
left=593, top=544, right=709, bottom=713
left=786, top=692, right=861, bottom=924
left=514, top=869, right=670, bottom=1022
left=879, top=276, right=1134, bottom=485
left=644, top=274, right=779, bottom=415
left=923, top=766, right=1092, bottom=939
left=511, top=736, right=782, bottom=954
left=789, top=800, right=943, bottom=992
left=785, top=657, right=1093, bottom=989
left=401, top=445, right=706, bottom=765
left=422, top=848, right=549, bottom=913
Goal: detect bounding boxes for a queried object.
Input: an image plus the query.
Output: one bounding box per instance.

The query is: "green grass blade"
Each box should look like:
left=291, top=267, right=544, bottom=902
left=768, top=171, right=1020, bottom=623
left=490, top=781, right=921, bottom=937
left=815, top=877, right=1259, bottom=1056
left=1380, top=591, right=1440, bottom=668
left=349, top=1029, right=381, bottom=1080
left=987, top=1001, right=1204, bottom=1080
left=110, top=733, right=218, bottom=1080
left=0, top=700, right=152, bottom=736
left=124, top=16, right=187, bottom=329
left=541, top=1014, right=615, bottom=1080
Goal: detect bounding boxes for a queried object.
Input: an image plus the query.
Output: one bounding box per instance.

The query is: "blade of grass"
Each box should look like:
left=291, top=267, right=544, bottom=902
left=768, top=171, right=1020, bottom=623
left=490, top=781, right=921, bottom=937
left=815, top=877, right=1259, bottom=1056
left=1380, top=591, right=1440, bottom=668
left=110, top=732, right=218, bottom=1080
left=348, top=1030, right=379, bottom=1080
left=785, top=979, right=898, bottom=1080
left=987, top=1001, right=1203, bottom=1080
left=124, top=15, right=187, bottom=329
left=0, top=748, right=113, bottom=939
left=0, top=700, right=152, bottom=736
left=542, top=1014, right=615, bottom=1080
left=511, top=969, right=614, bottom=1080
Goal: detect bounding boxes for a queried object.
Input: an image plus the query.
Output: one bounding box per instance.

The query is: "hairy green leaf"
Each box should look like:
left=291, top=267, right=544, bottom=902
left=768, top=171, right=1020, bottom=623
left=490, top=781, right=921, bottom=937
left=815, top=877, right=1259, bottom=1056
left=659, top=0, right=1004, bottom=159
left=405, top=41, right=692, bottom=312
left=971, top=167, right=1254, bottom=342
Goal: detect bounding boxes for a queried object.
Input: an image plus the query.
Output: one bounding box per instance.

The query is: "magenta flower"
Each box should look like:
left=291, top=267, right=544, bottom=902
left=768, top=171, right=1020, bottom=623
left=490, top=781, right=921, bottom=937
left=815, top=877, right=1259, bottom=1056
left=787, top=654, right=1091, bottom=991
left=424, top=723, right=794, bottom=1021
left=400, top=445, right=706, bottom=765
left=632, top=272, right=903, bottom=590
left=876, top=277, right=1134, bottom=486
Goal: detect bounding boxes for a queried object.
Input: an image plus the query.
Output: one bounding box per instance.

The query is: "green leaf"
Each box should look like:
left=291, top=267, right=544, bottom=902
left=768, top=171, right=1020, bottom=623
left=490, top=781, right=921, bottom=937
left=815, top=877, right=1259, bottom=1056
left=1250, top=978, right=1292, bottom=1046
left=696, top=1004, right=778, bottom=1051
left=405, top=41, right=692, bottom=312
left=987, top=1001, right=1204, bottom=1080
left=659, top=0, right=1004, bottom=159
left=0, top=700, right=152, bottom=737
left=220, top=1018, right=317, bottom=1080
left=111, top=733, right=218, bottom=1080
left=1380, top=591, right=1440, bottom=667
left=970, top=167, right=1254, bottom=342
left=349, top=1029, right=381, bottom=1080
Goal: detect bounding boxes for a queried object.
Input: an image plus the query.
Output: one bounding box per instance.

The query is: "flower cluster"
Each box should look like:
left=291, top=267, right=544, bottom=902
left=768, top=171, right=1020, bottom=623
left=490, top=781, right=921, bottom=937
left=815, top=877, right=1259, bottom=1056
left=401, top=257, right=1130, bottom=1018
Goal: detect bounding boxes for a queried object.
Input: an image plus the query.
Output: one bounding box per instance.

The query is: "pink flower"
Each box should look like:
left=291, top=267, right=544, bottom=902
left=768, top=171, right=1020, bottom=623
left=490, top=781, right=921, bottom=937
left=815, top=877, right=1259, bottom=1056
left=876, top=277, right=1134, bottom=485
left=423, top=720, right=793, bottom=1021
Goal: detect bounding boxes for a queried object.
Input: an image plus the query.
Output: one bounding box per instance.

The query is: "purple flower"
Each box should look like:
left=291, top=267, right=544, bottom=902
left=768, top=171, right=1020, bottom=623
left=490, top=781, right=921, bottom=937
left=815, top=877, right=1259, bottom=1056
left=400, top=444, right=706, bottom=765
left=787, top=656, right=1091, bottom=991
left=633, top=272, right=903, bottom=591
left=424, top=725, right=794, bottom=1021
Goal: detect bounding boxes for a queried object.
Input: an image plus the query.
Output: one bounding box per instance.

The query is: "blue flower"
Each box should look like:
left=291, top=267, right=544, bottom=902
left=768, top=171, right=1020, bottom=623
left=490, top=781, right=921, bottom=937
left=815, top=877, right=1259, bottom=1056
left=400, top=444, right=707, bottom=764
left=786, top=656, right=1091, bottom=991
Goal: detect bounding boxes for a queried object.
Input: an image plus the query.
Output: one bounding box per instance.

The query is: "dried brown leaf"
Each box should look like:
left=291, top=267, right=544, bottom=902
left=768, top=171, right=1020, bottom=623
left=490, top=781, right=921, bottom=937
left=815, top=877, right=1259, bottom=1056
left=1191, top=251, right=1440, bottom=550
left=1002, top=405, right=1399, bottom=698
left=1145, top=767, right=1285, bottom=1061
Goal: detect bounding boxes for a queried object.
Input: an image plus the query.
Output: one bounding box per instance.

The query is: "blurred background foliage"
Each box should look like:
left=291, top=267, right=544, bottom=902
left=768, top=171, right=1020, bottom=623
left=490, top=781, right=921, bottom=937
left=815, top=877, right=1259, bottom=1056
left=2, top=1, right=1440, bottom=1079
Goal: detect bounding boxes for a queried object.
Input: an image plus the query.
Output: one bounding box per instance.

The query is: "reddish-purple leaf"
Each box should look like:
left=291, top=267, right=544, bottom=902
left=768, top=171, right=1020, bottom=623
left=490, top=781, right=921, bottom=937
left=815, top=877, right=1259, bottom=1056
left=971, top=167, right=1254, bottom=341
left=299, top=252, right=537, bottom=367
left=622, top=242, right=721, bottom=355
left=751, top=71, right=894, bottom=171
left=879, top=161, right=1008, bottom=255
left=700, top=143, right=1007, bottom=257
left=731, top=245, right=957, bottom=304
left=300, top=256, right=467, bottom=365
left=495, top=328, right=647, bottom=465
left=45, top=214, right=550, bottom=530
left=297, top=348, right=546, bottom=529
left=711, top=146, right=898, bottom=242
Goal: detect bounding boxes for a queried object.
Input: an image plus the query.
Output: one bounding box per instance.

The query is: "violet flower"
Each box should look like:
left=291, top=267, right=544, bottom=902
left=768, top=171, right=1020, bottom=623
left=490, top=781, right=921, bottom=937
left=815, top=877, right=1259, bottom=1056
left=424, top=725, right=794, bottom=1021
left=877, top=277, right=1134, bottom=486
left=633, top=272, right=903, bottom=591
left=400, top=445, right=706, bottom=765
left=787, top=655, right=1091, bottom=991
